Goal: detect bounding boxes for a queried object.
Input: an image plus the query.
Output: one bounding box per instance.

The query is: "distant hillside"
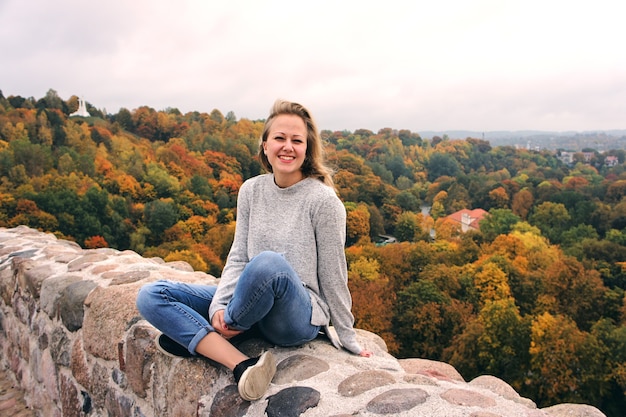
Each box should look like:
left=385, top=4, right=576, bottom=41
left=419, top=130, right=626, bottom=152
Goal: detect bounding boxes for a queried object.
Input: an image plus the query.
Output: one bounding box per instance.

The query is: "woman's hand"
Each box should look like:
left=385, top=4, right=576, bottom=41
left=211, top=310, right=243, bottom=339
left=359, top=349, right=373, bottom=357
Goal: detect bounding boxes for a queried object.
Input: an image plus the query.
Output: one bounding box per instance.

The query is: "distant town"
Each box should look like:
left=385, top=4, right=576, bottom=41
left=419, top=129, right=626, bottom=152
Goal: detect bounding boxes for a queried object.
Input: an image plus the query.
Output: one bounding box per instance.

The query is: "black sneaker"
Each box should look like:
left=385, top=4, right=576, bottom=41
left=154, top=333, right=193, bottom=358
left=233, top=351, right=276, bottom=401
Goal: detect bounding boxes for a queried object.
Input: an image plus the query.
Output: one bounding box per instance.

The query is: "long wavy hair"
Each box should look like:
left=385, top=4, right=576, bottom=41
left=258, top=99, right=335, bottom=188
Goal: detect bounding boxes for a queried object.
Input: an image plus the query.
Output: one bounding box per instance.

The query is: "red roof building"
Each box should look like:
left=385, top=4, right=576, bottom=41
left=446, top=208, right=488, bottom=232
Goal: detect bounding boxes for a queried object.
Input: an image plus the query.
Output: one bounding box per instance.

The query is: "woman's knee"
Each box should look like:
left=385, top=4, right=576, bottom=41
left=251, top=251, right=284, bottom=266
left=246, top=251, right=292, bottom=276
left=136, top=280, right=167, bottom=315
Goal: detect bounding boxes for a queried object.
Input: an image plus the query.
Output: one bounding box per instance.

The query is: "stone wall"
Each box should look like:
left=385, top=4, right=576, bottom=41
left=0, top=226, right=607, bottom=417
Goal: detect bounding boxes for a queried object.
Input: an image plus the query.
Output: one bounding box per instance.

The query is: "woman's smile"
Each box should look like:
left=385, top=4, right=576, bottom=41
left=263, top=114, right=308, bottom=187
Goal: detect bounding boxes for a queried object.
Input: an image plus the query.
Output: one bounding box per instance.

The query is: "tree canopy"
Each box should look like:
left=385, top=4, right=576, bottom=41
left=1, top=89, right=625, bottom=416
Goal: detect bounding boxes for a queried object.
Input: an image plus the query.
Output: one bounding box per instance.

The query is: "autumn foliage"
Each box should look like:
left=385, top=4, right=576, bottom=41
left=1, top=89, right=626, bottom=416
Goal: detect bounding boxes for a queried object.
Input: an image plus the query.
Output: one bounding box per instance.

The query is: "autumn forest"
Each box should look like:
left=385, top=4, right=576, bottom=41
left=1, top=89, right=625, bottom=416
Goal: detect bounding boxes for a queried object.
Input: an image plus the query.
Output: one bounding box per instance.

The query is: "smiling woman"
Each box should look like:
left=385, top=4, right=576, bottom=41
left=261, top=114, right=307, bottom=188
left=136, top=99, right=372, bottom=403
left=258, top=99, right=336, bottom=188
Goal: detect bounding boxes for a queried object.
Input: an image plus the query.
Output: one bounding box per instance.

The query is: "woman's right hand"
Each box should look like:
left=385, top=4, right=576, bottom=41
left=211, top=310, right=243, bottom=339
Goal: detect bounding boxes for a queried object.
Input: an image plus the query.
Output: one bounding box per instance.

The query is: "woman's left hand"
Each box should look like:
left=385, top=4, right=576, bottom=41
left=359, top=349, right=373, bottom=357
left=211, top=309, right=243, bottom=339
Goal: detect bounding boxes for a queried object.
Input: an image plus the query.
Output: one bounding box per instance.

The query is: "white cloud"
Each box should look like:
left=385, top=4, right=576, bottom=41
left=1, top=0, right=624, bottom=132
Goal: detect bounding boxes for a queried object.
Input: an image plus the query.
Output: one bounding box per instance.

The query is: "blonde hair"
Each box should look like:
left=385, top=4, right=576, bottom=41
left=258, top=99, right=335, bottom=188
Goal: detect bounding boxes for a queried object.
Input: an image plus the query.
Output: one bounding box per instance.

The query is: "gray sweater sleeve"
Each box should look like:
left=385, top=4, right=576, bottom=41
left=312, top=193, right=363, bottom=354
left=208, top=180, right=252, bottom=321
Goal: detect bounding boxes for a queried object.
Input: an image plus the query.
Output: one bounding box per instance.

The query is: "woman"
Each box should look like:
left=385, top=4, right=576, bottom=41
left=136, top=99, right=372, bottom=402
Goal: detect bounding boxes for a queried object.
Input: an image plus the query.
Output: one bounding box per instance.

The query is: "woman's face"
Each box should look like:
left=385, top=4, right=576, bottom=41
left=263, top=114, right=308, bottom=188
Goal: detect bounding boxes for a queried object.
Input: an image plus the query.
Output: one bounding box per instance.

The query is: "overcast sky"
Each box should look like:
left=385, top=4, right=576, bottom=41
left=1, top=0, right=624, bottom=134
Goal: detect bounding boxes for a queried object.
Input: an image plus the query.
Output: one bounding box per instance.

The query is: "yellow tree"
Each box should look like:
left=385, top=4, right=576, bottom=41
left=345, top=202, right=370, bottom=246
left=347, top=256, right=398, bottom=353
left=113, top=173, right=142, bottom=199
left=430, top=190, right=447, bottom=219
left=1, top=121, right=29, bottom=142
left=8, top=199, right=59, bottom=231
left=375, top=241, right=418, bottom=291
left=67, top=95, right=80, bottom=114
left=181, top=215, right=216, bottom=241
left=334, top=170, right=359, bottom=201
left=164, top=249, right=208, bottom=272
left=528, top=312, right=608, bottom=407
left=539, top=255, right=607, bottom=330
left=510, top=227, right=559, bottom=270
left=473, top=262, right=512, bottom=304
left=64, top=120, right=96, bottom=155
left=36, top=112, right=53, bottom=146
left=190, top=243, right=224, bottom=276
left=203, top=223, right=236, bottom=262
left=433, top=216, right=461, bottom=242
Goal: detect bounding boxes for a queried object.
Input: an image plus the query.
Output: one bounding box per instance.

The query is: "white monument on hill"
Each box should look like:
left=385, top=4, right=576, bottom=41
left=70, top=97, right=90, bottom=117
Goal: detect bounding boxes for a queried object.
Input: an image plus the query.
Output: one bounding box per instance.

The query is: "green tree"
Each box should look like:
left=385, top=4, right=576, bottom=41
left=479, top=209, right=520, bottom=241
left=144, top=162, right=180, bottom=198
left=394, top=212, right=420, bottom=242
left=393, top=280, right=454, bottom=358
left=43, top=88, right=65, bottom=110
left=560, top=224, right=599, bottom=252
left=446, top=298, right=530, bottom=385
left=144, top=199, right=179, bottom=243
left=115, top=107, right=133, bottom=130
left=32, top=188, right=81, bottom=238
left=427, top=152, right=461, bottom=182
left=395, top=190, right=419, bottom=212
left=10, top=138, right=52, bottom=177
left=188, top=174, right=213, bottom=199
left=529, top=201, right=571, bottom=244
left=590, top=319, right=626, bottom=415
left=367, top=204, right=386, bottom=239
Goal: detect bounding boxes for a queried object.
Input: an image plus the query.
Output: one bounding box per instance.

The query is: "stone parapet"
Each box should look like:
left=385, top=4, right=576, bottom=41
left=0, top=226, right=607, bottom=416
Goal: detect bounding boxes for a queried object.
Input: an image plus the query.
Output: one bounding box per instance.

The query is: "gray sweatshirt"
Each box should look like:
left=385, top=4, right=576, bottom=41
left=208, top=174, right=363, bottom=354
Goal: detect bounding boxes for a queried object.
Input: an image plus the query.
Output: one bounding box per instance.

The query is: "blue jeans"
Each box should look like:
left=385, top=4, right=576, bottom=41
left=136, top=251, right=320, bottom=355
